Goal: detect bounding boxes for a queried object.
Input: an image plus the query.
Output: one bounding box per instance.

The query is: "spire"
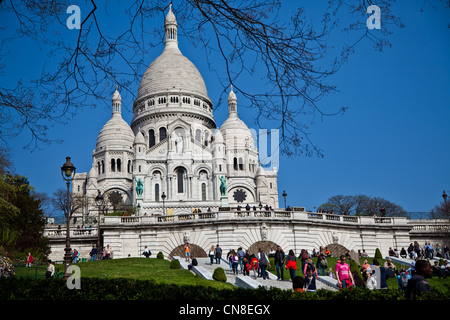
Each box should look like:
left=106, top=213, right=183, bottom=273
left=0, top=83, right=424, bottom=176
left=164, top=4, right=178, bottom=48
left=112, top=85, right=122, bottom=116
left=227, top=85, right=237, bottom=117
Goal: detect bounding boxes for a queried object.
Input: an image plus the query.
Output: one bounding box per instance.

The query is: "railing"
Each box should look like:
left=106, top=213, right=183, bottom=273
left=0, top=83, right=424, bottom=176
left=45, top=211, right=449, bottom=237
left=45, top=228, right=98, bottom=238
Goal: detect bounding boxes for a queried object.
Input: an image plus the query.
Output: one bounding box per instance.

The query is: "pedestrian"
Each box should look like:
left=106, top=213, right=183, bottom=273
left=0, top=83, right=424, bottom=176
left=184, top=242, right=191, bottom=262
left=258, top=248, right=270, bottom=280
left=142, top=246, right=151, bottom=258
left=105, top=245, right=112, bottom=259
left=335, top=255, right=354, bottom=290
left=397, top=268, right=410, bottom=292
left=208, top=245, right=215, bottom=264
left=250, top=255, right=259, bottom=279
left=26, top=252, right=33, bottom=267
left=72, top=249, right=79, bottom=263
left=304, top=269, right=317, bottom=291
left=90, top=246, right=98, bottom=261
left=45, top=260, right=55, bottom=279
left=303, top=258, right=318, bottom=278
left=231, top=250, right=239, bottom=275
left=292, top=276, right=305, bottom=293
left=242, top=257, right=250, bottom=276
left=299, top=249, right=309, bottom=275
left=405, top=260, right=433, bottom=300
left=237, top=247, right=245, bottom=272
left=365, top=270, right=377, bottom=290
left=285, top=250, right=297, bottom=281
left=317, top=246, right=327, bottom=276
left=274, top=245, right=285, bottom=280
left=214, top=244, right=222, bottom=264
left=188, top=256, right=198, bottom=271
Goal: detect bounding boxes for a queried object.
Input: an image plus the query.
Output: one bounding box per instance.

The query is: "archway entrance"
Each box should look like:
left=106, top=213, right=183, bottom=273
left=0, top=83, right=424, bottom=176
left=168, top=244, right=207, bottom=260
left=248, top=241, right=279, bottom=256
left=325, top=244, right=349, bottom=257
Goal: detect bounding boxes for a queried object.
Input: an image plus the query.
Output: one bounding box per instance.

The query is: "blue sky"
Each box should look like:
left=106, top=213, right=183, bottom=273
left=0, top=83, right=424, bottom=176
left=1, top=1, right=449, bottom=215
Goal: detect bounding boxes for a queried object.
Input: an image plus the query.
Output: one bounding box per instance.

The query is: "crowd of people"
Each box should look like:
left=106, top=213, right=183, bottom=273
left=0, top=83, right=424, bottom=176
left=389, top=242, right=450, bottom=260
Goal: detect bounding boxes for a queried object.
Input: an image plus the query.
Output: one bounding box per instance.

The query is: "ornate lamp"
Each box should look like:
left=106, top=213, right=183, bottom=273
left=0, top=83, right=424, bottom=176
left=60, top=157, right=76, bottom=279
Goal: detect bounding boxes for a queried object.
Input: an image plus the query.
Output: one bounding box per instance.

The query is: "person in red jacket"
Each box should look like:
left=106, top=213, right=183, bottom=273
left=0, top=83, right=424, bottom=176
left=26, top=252, right=33, bottom=267
left=285, top=250, right=297, bottom=281
left=250, top=255, right=259, bottom=279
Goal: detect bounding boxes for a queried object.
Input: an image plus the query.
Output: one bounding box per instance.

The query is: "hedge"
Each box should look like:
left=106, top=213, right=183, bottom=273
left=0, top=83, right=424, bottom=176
left=1, top=277, right=448, bottom=300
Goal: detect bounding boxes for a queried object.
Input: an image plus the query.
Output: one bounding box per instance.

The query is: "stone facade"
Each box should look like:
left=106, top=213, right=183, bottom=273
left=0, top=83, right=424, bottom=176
left=72, top=6, right=279, bottom=221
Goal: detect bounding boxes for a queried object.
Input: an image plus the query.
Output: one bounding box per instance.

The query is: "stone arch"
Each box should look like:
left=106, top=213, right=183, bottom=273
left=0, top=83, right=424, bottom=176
left=247, top=240, right=279, bottom=256
left=325, top=244, right=349, bottom=257
left=168, top=244, right=207, bottom=260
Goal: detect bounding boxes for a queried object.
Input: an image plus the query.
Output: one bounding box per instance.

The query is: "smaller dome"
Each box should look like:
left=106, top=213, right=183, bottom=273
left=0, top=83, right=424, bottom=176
left=165, top=5, right=177, bottom=26
left=256, top=165, right=265, bottom=177
left=96, top=115, right=134, bottom=150
left=134, top=131, right=145, bottom=145
left=228, top=85, right=237, bottom=102
left=112, top=85, right=121, bottom=101
left=214, top=128, right=224, bottom=143
left=88, top=165, right=96, bottom=178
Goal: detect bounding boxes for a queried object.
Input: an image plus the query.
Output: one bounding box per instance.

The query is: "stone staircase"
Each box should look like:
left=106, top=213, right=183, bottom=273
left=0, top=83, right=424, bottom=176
left=173, top=256, right=338, bottom=291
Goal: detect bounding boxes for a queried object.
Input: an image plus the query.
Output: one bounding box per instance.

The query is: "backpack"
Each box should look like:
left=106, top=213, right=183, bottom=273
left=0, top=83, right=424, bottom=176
left=320, top=257, right=328, bottom=267
left=301, top=251, right=309, bottom=260
left=399, top=272, right=409, bottom=289
left=259, top=253, right=268, bottom=267
left=306, top=261, right=316, bottom=273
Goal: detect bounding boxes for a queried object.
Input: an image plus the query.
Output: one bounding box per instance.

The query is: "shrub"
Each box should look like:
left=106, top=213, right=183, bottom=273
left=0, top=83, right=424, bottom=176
left=170, top=259, right=181, bottom=269
left=157, top=252, right=164, bottom=259
left=212, top=267, right=227, bottom=282
left=374, top=248, right=382, bottom=259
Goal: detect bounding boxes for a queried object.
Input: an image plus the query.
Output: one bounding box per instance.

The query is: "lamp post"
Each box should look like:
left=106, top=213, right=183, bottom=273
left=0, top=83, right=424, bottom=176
left=282, top=190, right=287, bottom=210
left=95, top=190, right=104, bottom=261
left=161, top=192, right=166, bottom=216
left=61, top=156, right=76, bottom=279
left=443, top=190, right=447, bottom=204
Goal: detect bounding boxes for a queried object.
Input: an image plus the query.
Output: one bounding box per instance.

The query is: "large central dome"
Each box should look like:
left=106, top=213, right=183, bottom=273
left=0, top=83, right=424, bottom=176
left=137, top=45, right=209, bottom=99
left=131, top=5, right=214, bottom=130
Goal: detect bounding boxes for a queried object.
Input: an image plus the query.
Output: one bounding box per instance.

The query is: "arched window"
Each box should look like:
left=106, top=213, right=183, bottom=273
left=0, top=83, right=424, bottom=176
left=101, top=160, right=104, bottom=174
left=111, top=159, right=116, bottom=172
left=155, top=183, right=160, bottom=202
left=117, top=159, right=122, bottom=172
left=127, top=160, right=131, bottom=173
left=239, top=157, right=243, bottom=170
left=233, top=157, right=238, bottom=171
left=177, top=168, right=184, bottom=193
left=201, top=183, right=206, bottom=201
left=195, top=129, right=201, bottom=142
left=204, top=132, right=209, bottom=146
left=149, top=129, right=155, bottom=147
left=97, top=162, right=101, bottom=175
left=159, top=127, right=167, bottom=141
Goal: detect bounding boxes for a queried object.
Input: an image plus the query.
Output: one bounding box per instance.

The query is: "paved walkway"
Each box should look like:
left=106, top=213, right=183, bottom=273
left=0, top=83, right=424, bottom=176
left=174, top=256, right=337, bottom=291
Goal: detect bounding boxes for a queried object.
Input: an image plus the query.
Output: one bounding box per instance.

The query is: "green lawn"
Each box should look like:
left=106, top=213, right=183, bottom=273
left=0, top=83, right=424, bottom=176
left=14, top=258, right=235, bottom=290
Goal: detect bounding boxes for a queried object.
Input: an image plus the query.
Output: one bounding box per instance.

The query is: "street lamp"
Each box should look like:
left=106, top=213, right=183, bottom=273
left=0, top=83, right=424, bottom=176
left=60, top=156, right=76, bottom=279
left=443, top=190, right=447, bottom=204
left=161, top=192, right=166, bottom=216
left=282, top=190, right=287, bottom=210
left=95, top=190, right=104, bottom=261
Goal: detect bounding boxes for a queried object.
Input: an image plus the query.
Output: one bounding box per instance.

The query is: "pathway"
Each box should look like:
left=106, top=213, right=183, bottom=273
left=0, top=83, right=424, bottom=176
left=174, top=256, right=338, bottom=291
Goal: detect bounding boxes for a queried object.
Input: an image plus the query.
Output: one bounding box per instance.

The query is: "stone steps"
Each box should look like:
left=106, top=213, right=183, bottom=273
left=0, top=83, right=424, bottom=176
left=173, top=256, right=337, bottom=291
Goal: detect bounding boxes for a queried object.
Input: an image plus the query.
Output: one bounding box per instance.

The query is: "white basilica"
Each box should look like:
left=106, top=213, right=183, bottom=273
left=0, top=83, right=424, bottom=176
left=72, top=7, right=279, bottom=218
